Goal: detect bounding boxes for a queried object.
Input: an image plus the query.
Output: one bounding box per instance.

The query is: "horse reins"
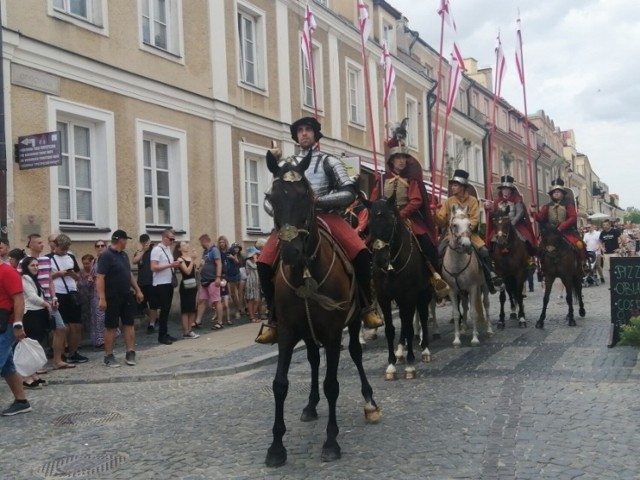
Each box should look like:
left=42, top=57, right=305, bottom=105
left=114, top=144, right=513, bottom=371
left=371, top=216, right=413, bottom=275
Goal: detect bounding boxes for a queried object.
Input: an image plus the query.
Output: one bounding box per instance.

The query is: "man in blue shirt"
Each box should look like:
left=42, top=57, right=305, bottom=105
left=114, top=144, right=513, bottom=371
left=194, top=234, right=223, bottom=329
left=96, top=230, right=144, bottom=367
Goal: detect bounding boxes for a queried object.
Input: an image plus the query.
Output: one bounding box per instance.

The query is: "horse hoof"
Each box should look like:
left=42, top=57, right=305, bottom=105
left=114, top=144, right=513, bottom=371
left=385, top=364, right=397, bottom=380
left=535, top=320, right=544, bottom=329
left=364, top=405, right=383, bottom=423
left=471, top=338, right=480, bottom=346
left=497, top=321, right=505, bottom=330
left=321, top=444, right=342, bottom=462
left=568, top=319, right=577, bottom=327
left=509, top=313, right=517, bottom=320
left=519, top=321, right=527, bottom=328
left=265, top=446, right=287, bottom=468
left=579, top=308, right=586, bottom=317
left=422, top=353, right=432, bottom=363
left=300, top=408, right=318, bottom=422
left=405, top=367, right=416, bottom=380
left=432, top=333, right=441, bottom=340
left=453, top=339, right=461, bottom=348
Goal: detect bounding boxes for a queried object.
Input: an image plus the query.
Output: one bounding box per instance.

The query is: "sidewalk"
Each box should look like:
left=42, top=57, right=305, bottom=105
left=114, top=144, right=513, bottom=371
left=44, top=314, right=297, bottom=385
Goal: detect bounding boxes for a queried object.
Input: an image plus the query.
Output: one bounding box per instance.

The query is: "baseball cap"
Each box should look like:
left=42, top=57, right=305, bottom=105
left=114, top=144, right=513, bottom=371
left=111, top=229, right=132, bottom=241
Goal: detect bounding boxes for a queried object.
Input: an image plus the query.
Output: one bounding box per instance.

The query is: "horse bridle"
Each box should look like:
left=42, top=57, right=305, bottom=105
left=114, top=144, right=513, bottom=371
left=494, top=218, right=512, bottom=246
left=371, top=215, right=413, bottom=274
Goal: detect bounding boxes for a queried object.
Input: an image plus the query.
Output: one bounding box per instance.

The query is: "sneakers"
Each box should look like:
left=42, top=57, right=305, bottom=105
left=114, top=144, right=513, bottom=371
left=103, top=354, right=121, bottom=368
left=2, top=401, right=32, bottom=416
left=125, top=351, right=136, bottom=366
left=67, top=352, right=89, bottom=364
left=22, top=381, right=41, bottom=390
left=183, top=331, right=200, bottom=339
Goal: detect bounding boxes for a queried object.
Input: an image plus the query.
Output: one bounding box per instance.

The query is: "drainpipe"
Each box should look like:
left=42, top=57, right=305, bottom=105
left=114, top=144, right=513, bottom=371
left=0, top=5, right=7, bottom=239
left=426, top=83, right=437, bottom=186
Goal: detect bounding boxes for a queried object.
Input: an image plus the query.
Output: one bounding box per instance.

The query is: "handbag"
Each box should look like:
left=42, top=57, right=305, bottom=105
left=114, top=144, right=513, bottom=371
left=13, top=338, right=48, bottom=376
left=182, top=278, right=197, bottom=289
left=51, top=256, right=82, bottom=307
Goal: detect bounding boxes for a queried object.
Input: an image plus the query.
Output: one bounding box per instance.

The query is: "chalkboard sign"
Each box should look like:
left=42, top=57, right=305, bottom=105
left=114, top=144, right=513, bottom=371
left=608, top=256, right=640, bottom=347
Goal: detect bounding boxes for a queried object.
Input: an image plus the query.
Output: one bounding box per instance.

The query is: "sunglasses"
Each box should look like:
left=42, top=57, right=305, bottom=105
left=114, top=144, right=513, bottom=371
left=95, top=244, right=106, bottom=248
left=166, top=237, right=176, bottom=242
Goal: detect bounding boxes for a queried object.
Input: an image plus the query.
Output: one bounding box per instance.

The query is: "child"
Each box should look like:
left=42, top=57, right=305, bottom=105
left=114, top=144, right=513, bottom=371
left=244, top=247, right=261, bottom=322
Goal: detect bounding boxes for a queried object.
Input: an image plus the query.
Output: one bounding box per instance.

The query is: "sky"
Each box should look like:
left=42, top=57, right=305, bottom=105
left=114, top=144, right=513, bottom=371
left=388, top=0, right=640, bottom=209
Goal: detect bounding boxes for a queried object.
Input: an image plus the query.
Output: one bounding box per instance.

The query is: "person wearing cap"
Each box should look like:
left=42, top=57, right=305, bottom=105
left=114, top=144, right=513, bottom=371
left=96, top=230, right=144, bottom=367
left=369, top=128, right=448, bottom=297
left=532, top=178, right=586, bottom=263
left=435, top=169, right=503, bottom=294
left=487, top=175, right=538, bottom=259
left=255, top=116, right=383, bottom=344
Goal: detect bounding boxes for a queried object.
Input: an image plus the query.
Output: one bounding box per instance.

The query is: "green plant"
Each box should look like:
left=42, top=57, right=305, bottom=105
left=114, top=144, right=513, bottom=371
left=619, top=315, right=640, bottom=346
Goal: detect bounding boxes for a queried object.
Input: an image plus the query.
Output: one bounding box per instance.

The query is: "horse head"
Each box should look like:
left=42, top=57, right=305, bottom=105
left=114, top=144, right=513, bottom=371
left=364, top=194, right=399, bottom=272
left=491, top=208, right=513, bottom=248
left=449, top=205, right=472, bottom=253
left=266, top=149, right=314, bottom=266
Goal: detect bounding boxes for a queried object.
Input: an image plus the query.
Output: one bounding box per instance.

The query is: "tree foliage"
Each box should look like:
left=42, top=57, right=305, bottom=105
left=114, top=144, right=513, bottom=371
left=623, top=208, right=640, bottom=225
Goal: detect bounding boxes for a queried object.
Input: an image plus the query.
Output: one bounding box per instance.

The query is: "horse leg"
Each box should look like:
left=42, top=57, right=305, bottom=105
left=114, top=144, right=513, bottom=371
left=575, top=276, right=586, bottom=317
left=347, top=319, right=382, bottom=423
left=399, top=303, right=417, bottom=379
left=321, top=342, right=342, bottom=462
left=418, top=293, right=431, bottom=362
left=359, top=323, right=367, bottom=346
left=536, top=276, right=553, bottom=329
left=564, top=278, right=576, bottom=326
left=428, top=296, right=441, bottom=339
left=509, top=289, right=517, bottom=320
left=380, top=299, right=399, bottom=379
left=470, top=289, right=481, bottom=346
left=300, top=339, right=320, bottom=422
left=265, top=337, right=296, bottom=467
left=450, top=291, right=462, bottom=347
left=498, top=289, right=506, bottom=329
left=517, top=277, right=527, bottom=328
left=483, top=286, right=494, bottom=336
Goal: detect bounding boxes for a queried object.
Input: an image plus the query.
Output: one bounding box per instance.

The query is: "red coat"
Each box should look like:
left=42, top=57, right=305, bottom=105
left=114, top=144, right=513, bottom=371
left=533, top=200, right=582, bottom=248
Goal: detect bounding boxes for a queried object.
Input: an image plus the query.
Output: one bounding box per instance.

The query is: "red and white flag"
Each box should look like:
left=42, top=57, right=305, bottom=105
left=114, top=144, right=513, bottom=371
left=438, top=0, right=457, bottom=31
left=300, top=4, right=317, bottom=70
left=380, top=41, right=395, bottom=109
left=494, top=32, right=506, bottom=96
left=357, top=0, right=371, bottom=43
left=446, top=43, right=465, bottom=115
left=515, top=16, right=525, bottom=85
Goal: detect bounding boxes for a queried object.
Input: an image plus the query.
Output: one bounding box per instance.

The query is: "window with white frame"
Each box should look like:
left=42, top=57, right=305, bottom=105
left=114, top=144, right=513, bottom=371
left=383, top=22, right=395, bottom=51
left=49, top=99, right=116, bottom=236
left=471, top=146, right=482, bottom=182
left=347, top=62, right=364, bottom=126
left=52, top=0, right=102, bottom=24
left=242, top=145, right=272, bottom=234
left=141, top=0, right=182, bottom=56
left=406, top=96, right=418, bottom=148
left=137, top=122, right=187, bottom=231
left=301, top=41, right=323, bottom=112
left=237, top=3, right=266, bottom=90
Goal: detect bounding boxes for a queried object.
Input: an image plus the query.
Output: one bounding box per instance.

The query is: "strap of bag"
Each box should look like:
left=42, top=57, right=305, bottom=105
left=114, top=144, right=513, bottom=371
left=161, top=247, right=176, bottom=277
left=51, top=256, right=72, bottom=294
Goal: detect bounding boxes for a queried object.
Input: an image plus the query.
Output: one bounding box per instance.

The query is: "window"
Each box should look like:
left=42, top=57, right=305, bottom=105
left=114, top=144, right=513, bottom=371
left=388, top=87, right=398, bottom=125
left=471, top=146, right=482, bottom=182
left=347, top=62, right=364, bottom=126
left=406, top=96, right=418, bottom=148
left=242, top=143, right=273, bottom=235
left=301, top=41, right=323, bottom=112
left=48, top=98, right=117, bottom=239
left=50, top=0, right=106, bottom=31
left=141, top=0, right=183, bottom=57
left=237, top=2, right=266, bottom=90
left=382, top=22, right=394, bottom=51
left=137, top=121, right=188, bottom=232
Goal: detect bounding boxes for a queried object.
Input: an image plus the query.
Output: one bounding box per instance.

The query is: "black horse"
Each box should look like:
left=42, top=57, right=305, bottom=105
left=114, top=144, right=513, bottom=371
left=264, top=150, right=381, bottom=467
left=536, top=222, right=586, bottom=328
left=364, top=195, right=433, bottom=379
left=490, top=209, right=528, bottom=328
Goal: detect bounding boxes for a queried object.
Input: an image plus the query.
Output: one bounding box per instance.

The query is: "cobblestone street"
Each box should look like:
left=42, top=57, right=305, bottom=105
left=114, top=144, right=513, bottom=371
left=2, top=279, right=639, bottom=480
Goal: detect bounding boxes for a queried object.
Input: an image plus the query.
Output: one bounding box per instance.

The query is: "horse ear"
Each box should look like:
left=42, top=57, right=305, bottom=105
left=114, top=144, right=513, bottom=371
left=266, top=150, right=280, bottom=176
left=295, top=149, right=313, bottom=174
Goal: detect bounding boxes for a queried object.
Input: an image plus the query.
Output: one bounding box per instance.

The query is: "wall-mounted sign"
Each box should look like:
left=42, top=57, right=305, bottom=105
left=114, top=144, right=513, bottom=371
left=17, top=131, right=62, bottom=170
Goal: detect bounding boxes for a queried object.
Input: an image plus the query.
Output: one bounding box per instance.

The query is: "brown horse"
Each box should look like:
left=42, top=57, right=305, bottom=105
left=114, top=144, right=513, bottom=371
left=364, top=195, right=433, bottom=380
left=490, top=209, right=528, bottom=328
left=264, top=150, right=381, bottom=467
left=536, top=222, right=586, bottom=328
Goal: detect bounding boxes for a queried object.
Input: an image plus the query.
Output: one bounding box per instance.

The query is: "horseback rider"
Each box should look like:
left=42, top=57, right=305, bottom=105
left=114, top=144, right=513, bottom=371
left=487, top=175, right=538, bottom=260
left=532, top=178, right=586, bottom=263
left=434, top=169, right=503, bottom=294
left=369, top=124, right=449, bottom=297
left=255, top=117, right=383, bottom=344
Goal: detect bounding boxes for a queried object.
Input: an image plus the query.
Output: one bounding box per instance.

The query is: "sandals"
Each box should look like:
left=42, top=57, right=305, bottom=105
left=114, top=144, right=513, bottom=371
left=226, top=320, right=233, bottom=326
left=192, top=322, right=202, bottom=329
left=211, top=322, right=224, bottom=330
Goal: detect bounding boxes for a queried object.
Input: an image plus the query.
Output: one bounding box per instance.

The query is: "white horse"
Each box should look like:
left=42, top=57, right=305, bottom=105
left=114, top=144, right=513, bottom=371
left=441, top=206, right=491, bottom=347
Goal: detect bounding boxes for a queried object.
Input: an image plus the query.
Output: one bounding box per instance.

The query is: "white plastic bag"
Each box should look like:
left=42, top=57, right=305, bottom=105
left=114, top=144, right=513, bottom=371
left=13, top=338, right=47, bottom=377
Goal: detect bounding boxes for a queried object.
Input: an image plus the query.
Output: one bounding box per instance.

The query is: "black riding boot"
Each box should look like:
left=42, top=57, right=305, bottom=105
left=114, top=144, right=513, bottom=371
left=416, top=234, right=450, bottom=298
left=255, top=263, right=277, bottom=344
left=478, top=247, right=502, bottom=295
left=352, top=251, right=384, bottom=328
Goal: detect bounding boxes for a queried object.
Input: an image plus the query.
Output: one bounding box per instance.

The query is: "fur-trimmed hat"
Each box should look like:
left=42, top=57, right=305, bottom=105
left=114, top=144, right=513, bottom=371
left=290, top=117, right=323, bottom=143
left=449, top=169, right=470, bottom=186
left=548, top=178, right=567, bottom=195
left=497, top=175, right=516, bottom=189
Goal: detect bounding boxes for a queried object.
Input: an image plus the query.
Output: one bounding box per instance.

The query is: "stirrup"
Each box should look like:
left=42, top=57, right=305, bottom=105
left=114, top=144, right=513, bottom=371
left=430, top=272, right=450, bottom=299
left=254, top=322, right=278, bottom=344
left=361, top=306, right=383, bottom=329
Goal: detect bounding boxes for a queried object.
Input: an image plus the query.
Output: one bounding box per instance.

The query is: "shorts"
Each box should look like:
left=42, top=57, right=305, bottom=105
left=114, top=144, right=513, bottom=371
left=198, top=282, right=221, bottom=304
left=57, top=292, right=82, bottom=324
left=104, top=293, right=136, bottom=329
left=50, top=309, right=66, bottom=330
left=0, top=327, right=16, bottom=377
left=24, top=309, right=50, bottom=343
left=139, top=284, right=159, bottom=310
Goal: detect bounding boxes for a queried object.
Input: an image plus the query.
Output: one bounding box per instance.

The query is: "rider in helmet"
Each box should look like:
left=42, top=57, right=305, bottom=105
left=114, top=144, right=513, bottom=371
left=434, top=169, right=503, bottom=294
left=255, top=117, right=383, bottom=344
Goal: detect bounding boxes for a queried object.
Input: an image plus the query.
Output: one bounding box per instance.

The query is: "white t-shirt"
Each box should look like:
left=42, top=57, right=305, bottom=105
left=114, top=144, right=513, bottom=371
left=151, top=243, right=174, bottom=286
left=50, top=253, right=79, bottom=294
left=583, top=230, right=601, bottom=252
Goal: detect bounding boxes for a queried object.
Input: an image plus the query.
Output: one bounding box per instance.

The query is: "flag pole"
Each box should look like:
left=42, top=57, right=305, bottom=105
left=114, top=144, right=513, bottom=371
left=432, top=11, right=446, bottom=205
left=517, top=17, right=536, bottom=209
